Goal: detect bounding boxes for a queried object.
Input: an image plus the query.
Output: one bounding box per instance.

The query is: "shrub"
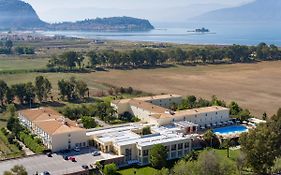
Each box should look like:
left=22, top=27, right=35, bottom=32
left=18, top=132, right=45, bottom=153
left=103, top=163, right=118, bottom=175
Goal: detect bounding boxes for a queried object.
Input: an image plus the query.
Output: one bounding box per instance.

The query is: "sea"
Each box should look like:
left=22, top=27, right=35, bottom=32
left=39, top=22, right=281, bottom=46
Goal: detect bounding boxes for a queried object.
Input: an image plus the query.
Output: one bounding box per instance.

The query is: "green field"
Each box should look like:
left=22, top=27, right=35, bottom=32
left=0, top=57, right=49, bottom=72
left=118, top=167, right=158, bottom=175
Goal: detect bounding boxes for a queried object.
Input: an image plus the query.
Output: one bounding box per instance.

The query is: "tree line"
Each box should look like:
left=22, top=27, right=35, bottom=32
left=0, top=40, right=35, bottom=55
left=47, top=42, right=281, bottom=70
left=0, top=76, right=89, bottom=107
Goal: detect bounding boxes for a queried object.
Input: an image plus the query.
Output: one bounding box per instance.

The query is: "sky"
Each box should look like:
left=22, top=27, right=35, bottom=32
left=23, top=0, right=254, bottom=24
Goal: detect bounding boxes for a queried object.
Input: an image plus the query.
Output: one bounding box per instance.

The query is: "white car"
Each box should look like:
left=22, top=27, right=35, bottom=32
left=92, top=151, right=101, bottom=156
left=74, top=147, right=80, bottom=152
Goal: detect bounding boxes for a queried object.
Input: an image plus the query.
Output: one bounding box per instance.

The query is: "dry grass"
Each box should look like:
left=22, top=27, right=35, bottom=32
left=0, top=61, right=280, bottom=117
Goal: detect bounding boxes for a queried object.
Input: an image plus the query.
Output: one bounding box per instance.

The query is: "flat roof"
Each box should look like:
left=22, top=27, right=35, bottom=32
left=87, top=124, right=190, bottom=147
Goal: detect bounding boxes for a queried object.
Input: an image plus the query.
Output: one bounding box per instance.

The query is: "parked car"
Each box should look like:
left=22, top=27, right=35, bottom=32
left=63, top=155, right=68, bottom=160
left=40, top=171, right=50, bottom=175
left=92, top=151, right=101, bottom=156
left=81, top=165, right=89, bottom=169
left=74, top=147, right=80, bottom=152
left=46, top=152, right=52, bottom=157
left=68, top=156, right=76, bottom=162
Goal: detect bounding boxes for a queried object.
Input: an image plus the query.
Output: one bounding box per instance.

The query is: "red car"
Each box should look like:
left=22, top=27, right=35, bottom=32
left=68, top=156, right=76, bottom=162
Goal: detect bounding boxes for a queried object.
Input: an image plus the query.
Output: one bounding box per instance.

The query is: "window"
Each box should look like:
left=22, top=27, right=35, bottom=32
left=143, top=150, right=149, bottom=156
left=171, top=152, right=177, bottom=158
left=195, top=115, right=197, bottom=118
left=171, top=144, right=177, bottom=151
left=68, top=134, right=71, bottom=137
left=216, top=112, right=218, bottom=115
left=125, top=149, right=132, bottom=161
left=178, top=143, right=183, bottom=150
left=178, top=151, right=183, bottom=157
left=205, top=113, right=208, bottom=116
left=185, top=142, right=190, bottom=148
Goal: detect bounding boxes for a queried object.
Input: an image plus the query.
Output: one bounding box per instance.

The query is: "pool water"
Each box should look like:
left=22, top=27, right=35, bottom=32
left=213, top=125, right=248, bottom=135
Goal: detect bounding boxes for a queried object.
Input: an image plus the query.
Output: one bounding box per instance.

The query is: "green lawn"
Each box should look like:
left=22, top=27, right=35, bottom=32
left=118, top=167, right=158, bottom=175
left=0, top=57, right=49, bottom=72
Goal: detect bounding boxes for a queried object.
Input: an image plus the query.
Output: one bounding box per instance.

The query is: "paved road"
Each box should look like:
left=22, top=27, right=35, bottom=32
left=0, top=147, right=105, bottom=175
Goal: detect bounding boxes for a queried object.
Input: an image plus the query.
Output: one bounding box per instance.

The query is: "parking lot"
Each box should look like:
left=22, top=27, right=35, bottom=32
left=0, top=147, right=112, bottom=175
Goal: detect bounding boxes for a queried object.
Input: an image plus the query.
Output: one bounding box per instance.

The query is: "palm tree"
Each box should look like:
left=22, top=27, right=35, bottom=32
left=203, top=130, right=216, bottom=148
left=221, top=139, right=232, bottom=158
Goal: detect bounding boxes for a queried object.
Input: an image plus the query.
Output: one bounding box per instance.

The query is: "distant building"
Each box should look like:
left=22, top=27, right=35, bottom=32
left=111, top=94, right=230, bottom=128
left=18, top=108, right=88, bottom=152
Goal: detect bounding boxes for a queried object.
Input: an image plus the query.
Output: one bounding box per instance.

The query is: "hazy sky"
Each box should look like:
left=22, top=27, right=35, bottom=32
left=23, top=0, right=254, bottom=23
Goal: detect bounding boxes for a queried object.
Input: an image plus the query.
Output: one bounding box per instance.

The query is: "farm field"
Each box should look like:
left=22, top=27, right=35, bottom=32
left=0, top=57, right=49, bottom=72
left=0, top=56, right=280, bottom=117
left=91, top=61, right=281, bottom=117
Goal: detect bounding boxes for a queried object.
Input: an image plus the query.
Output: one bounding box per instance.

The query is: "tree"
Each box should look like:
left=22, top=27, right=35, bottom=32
left=103, top=163, right=118, bottom=175
left=58, top=79, right=76, bottom=101
left=197, top=150, right=220, bottom=175
left=75, top=80, right=89, bottom=99
left=173, top=160, right=195, bottom=175
left=150, top=144, right=168, bottom=169
left=61, top=51, right=79, bottom=69
left=11, top=83, right=35, bottom=104
left=236, top=153, right=246, bottom=175
left=7, top=104, right=16, bottom=117
left=81, top=116, right=97, bottom=129
left=35, top=76, right=52, bottom=102
left=221, top=139, right=233, bottom=158
left=240, top=123, right=278, bottom=174
left=4, top=165, right=27, bottom=175
left=203, top=130, right=218, bottom=148
left=142, top=126, right=151, bottom=135
left=154, top=168, right=169, bottom=175
left=0, top=80, right=8, bottom=105
left=228, top=101, right=242, bottom=116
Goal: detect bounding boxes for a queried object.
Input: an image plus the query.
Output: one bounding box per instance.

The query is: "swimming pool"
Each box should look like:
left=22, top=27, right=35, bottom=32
left=213, top=125, right=248, bottom=135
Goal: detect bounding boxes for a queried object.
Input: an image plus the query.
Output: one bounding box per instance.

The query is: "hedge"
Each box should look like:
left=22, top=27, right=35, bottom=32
left=18, top=131, right=45, bottom=153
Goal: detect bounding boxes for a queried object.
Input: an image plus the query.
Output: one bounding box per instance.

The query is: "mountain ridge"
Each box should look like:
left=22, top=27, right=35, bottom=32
left=0, top=0, right=154, bottom=31
left=191, top=0, right=281, bottom=22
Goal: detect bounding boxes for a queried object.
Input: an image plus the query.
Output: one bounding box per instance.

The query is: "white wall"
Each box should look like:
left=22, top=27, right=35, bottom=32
left=51, top=130, right=88, bottom=152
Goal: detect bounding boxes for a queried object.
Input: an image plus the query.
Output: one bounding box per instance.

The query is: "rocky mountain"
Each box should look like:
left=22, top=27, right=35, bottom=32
left=0, top=0, right=154, bottom=31
left=191, top=0, right=281, bottom=22
left=48, top=17, right=154, bottom=31
left=0, top=0, right=46, bottom=29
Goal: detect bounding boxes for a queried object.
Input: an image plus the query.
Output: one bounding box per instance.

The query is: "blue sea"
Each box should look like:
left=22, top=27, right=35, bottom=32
left=40, top=22, right=281, bottom=46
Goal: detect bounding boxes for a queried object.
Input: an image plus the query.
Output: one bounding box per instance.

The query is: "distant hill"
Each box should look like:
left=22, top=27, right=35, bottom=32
left=0, top=0, right=154, bottom=31
left=191, top=0, right=281, bottom=22
left=0, top=0, right=46, bottom=29
left=47, top=17, right=154, bottom=31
